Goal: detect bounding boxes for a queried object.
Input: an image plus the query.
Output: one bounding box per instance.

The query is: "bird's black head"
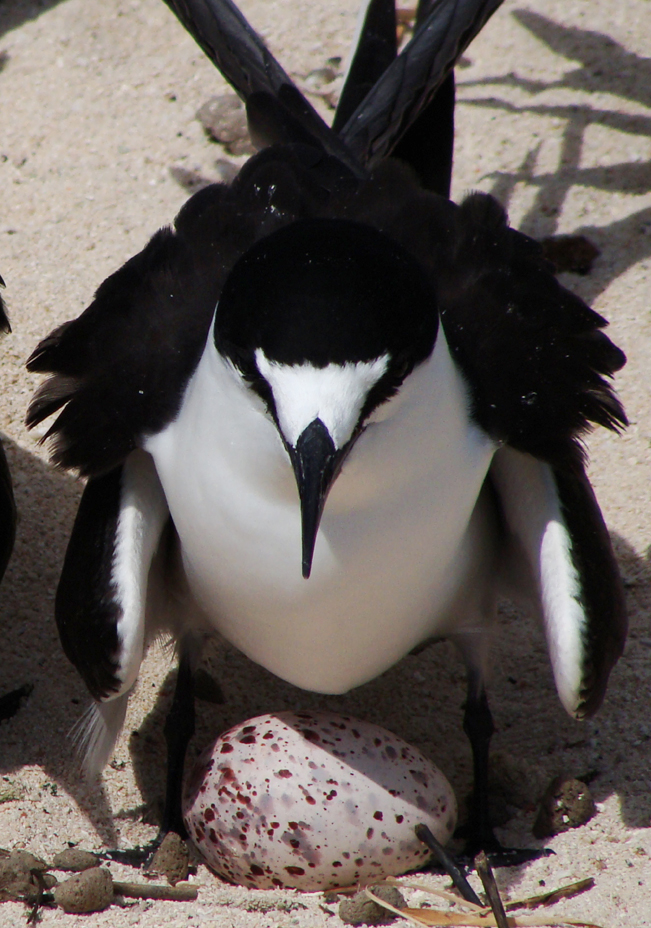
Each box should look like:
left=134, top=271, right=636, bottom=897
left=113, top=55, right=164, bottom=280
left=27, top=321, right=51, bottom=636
left=214, top=218, right=439, bottom=577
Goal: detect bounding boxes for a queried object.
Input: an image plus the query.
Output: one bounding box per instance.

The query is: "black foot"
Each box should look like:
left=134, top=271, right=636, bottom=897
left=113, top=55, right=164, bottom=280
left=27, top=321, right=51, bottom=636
left=454, top=821, right=554, bottom=869
left=462, top=844, right=554, bottom=869
left=100, top=842, right=160, bottom=868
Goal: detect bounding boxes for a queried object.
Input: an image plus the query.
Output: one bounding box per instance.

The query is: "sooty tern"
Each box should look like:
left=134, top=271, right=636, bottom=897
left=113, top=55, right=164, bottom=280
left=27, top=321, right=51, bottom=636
left=26, top=0, right=627, bottom=861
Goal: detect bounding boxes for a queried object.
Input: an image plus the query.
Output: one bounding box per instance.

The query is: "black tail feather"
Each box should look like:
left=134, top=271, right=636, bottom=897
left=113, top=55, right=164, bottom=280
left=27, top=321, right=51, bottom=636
left=332, top=0, right=397, bottom=133
left=165, top=0, right=502, bottom=175
left=339, top=0, right=503, bottom=168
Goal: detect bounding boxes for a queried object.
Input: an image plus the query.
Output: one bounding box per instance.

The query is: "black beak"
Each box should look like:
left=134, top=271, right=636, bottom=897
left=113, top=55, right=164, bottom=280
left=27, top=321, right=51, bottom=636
left=288, top=418, right=341, bottom=579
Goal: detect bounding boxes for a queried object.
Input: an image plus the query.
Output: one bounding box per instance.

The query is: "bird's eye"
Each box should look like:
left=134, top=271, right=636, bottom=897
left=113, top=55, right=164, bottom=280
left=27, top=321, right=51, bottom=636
left=393, top=358, right=412, bottom=383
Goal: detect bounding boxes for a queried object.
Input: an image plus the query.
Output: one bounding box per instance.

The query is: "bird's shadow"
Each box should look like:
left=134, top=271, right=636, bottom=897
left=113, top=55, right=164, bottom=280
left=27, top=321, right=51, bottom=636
left=0, top=0, right=66, bottom=42
left=458, top=9, right=651, bottom=305
left=0, top=435, right=118, bottom=846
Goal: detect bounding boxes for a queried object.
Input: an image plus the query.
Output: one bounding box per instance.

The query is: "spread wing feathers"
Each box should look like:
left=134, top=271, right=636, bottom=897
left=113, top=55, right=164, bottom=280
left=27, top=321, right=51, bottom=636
left=27, top=184, right=247, bottom=475
left=55, top=451, right=169, bottom=772
left=436, top=193, right=627, bottom=464
left=24, top=148, right=358, bottom=476
left=490, top=447, right=626, bottom=719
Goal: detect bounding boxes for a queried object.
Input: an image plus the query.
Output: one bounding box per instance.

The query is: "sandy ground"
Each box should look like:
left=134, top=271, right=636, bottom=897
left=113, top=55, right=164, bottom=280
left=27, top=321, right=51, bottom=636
left=1, top=0, right=651, bottom=924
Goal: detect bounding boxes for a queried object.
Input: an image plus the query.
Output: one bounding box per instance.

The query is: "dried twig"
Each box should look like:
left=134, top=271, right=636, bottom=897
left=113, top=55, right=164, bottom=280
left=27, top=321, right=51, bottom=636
left=384, top=877, right=487, bottom=912
left=504, top=880, right=595, bottom=911
left=415, top=825, right=482, bottom=907
left=112, top=881, right=198, bottom=902
left=398, top=911, right=604, bottom=927
left=474, top=852, right=508, bottom=928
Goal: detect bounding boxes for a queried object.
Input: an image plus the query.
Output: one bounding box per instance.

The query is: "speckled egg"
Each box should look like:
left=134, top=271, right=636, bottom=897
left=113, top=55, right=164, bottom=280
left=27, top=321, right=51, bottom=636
left=183, top=710, right=456, bottom=890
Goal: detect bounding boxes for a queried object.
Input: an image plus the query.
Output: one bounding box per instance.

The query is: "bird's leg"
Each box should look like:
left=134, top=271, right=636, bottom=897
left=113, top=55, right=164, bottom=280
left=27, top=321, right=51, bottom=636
left=457, top=671, right=500, bottom=856
left=160, top=650, right=196, bottom=839
left=456, top=671, right=552, bottom=867
left=101, top=653, right=196, bottom=868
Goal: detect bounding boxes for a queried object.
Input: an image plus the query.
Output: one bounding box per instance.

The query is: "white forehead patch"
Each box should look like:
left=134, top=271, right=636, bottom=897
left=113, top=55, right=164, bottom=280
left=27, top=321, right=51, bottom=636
left=255, top=349, right=389, bottom=449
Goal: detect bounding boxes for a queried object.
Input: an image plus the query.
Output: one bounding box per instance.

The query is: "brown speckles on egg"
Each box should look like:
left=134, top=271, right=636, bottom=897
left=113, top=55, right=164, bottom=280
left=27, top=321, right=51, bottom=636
left=410, top=768, right=428, bottom=787
left=183, top=710, right=456, bottom=892
left=301, top=728, right=321, bottom=743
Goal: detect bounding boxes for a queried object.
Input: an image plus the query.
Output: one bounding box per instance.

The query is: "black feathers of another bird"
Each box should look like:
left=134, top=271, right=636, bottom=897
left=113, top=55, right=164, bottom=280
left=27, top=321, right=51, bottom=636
left=0, top=274, right=15, bottom=583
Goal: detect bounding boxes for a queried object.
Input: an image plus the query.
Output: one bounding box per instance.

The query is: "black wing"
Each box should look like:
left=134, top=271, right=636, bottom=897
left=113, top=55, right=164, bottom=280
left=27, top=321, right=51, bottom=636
left=435, top=192, right=626, bottom=465
left=489, top=447, right=626, bottom=721
left=26, top=145, right=361, bottom=476
left=56, top=466, right=125, bottom=700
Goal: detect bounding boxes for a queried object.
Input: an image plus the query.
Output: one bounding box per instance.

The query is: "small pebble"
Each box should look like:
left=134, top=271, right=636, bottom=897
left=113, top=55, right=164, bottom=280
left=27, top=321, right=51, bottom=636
left=196, top=95, right=254, bottom=155
left=145, top=833, right=189, bottom=886
left=339, top=886, right=406, bottom=926
left=0, top=854, right=36, bottom=901
left=4, top=849, right=47, bottom=872
left=52, top=848, right=100, bottom=872
left=0, top=850, right=54, bottom=901
left=53, top=867, right=114, bottom=914
left=533, top=776, right=596, bottom=838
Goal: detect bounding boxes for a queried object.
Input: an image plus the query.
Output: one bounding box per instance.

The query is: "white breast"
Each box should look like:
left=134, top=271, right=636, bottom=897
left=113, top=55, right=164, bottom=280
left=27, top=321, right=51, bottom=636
left=144, top=327, right=496, bottom=694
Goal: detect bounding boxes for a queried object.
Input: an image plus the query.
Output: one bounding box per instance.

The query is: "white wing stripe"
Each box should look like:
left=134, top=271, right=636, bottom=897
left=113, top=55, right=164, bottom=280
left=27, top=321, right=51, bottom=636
left=112, top=450, right=169, bottom=695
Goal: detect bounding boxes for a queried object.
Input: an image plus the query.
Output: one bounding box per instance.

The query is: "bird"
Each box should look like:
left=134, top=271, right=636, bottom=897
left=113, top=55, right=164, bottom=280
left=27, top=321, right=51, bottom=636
left=26, top=0, right=627, bottom=862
